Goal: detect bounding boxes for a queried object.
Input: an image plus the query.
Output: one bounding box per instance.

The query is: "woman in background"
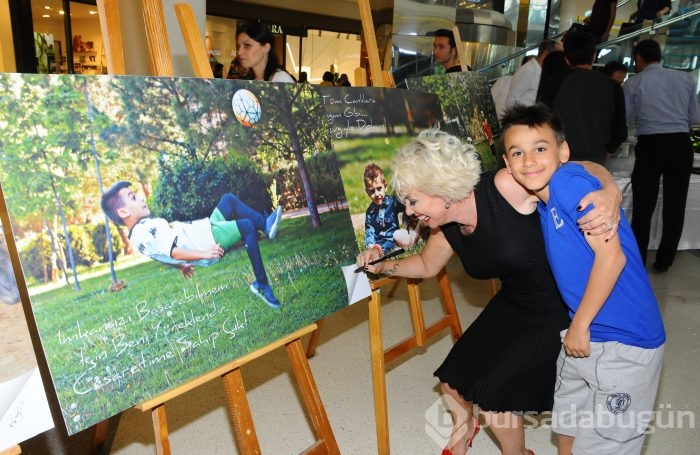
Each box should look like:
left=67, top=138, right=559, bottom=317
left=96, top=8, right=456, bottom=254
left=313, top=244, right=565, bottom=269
left=236, top=22, right=295, bottom=83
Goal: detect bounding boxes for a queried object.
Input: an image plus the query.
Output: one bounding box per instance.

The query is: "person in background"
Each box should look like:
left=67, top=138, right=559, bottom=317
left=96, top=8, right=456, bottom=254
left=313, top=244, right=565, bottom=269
left=337, top=73, right=352, bottom=87
left=491, top=56, right=535, bottom=122
left=432, top=28, right=471, bottom=73
left=319, top=71, right=336, bottom=87
left=505, top=39, right=562, bottom=108
left=536, top=50, right=571, bottom=108
left=356, top=129, right=621, bottom=455
left=581, top=0, right=618, bottom=43
left=623, top=39, right=700, bottom=272
left=550, top=31, right=627, bottom=164
left=236, top=22, right=296, bottom=83
left=630, top=0, right=671, bottom=24
left=213, top=62, right=224, bottom=78
left=601, top=60, right=628, bottom=83
left=298, top=71, right=309, bottom=83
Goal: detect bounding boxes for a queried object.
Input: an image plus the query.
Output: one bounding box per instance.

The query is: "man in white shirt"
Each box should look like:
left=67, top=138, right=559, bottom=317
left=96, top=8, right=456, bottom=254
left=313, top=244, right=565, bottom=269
left=505, top=39, right=562, bottom=108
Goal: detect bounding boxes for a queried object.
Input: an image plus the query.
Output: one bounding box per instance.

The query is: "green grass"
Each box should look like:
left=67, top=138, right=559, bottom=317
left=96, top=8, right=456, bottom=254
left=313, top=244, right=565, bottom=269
left=28, top=211, right=357, bottom=434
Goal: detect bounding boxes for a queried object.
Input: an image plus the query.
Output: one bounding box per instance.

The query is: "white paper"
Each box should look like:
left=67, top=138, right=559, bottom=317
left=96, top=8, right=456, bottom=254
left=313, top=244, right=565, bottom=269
left=0, top=368, right=54, bottom=451
left=341, top=264, right=372, bottom=305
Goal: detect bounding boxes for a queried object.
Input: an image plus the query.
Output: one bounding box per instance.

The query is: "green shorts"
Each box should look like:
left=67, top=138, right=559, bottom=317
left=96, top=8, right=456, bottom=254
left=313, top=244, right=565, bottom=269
left=209, top=208, right=242, bottom=250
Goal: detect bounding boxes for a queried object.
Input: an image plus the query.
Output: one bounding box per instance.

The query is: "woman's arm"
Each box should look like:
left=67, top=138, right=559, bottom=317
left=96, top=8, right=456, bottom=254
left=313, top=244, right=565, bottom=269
left=356, top=228, right=453, bottom=278
left=576, top=161, right=622, bottom=241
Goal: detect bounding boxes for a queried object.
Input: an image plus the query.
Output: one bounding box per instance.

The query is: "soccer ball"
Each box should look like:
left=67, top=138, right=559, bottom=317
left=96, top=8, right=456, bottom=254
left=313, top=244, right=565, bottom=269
left=231, top=89, right=262, bottom=127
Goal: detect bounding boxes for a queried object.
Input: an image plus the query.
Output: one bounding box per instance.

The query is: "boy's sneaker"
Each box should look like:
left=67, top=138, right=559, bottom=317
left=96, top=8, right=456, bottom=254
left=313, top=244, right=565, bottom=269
left=249, top=280, right=281, bottom=309
left=265, top=206, right=283, bottom=240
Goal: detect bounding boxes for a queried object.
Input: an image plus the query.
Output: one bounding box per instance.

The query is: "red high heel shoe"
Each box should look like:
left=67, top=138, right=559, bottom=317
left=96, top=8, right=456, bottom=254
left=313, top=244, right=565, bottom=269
left=441, top=417, right=481, bottom=455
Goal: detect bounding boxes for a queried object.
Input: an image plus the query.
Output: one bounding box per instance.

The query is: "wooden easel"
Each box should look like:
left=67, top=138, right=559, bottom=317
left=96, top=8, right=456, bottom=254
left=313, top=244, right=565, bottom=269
left=92, top=2, right=339, bottom=454
left=135, top=324, right=338, bottom=455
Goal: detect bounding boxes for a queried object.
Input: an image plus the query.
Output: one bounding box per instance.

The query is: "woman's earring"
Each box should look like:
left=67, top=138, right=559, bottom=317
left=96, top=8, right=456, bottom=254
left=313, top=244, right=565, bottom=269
left=444, top=199, right=452, bottom=209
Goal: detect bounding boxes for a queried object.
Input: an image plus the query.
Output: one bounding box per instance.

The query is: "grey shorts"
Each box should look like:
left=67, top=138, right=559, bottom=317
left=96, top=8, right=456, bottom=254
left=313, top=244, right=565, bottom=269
left=552, top=333, right=665, bottom=455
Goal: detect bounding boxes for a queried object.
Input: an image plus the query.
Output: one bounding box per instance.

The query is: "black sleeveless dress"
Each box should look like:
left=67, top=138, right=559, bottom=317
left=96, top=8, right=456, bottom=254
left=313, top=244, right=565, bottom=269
left=434, top=171, right=569, bottom=413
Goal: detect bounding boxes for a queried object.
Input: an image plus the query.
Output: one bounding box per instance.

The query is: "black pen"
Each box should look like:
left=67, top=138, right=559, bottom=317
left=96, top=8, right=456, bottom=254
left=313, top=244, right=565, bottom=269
left=354, top=248, right=405, bottom=273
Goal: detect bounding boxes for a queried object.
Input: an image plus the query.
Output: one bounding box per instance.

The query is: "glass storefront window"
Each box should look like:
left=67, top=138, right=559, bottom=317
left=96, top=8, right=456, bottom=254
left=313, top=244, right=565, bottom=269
left=31, top=0, right=104, bottom=74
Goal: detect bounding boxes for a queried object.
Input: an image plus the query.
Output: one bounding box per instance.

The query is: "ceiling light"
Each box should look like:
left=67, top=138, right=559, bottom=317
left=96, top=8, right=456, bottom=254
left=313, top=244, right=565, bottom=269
left=89, top=10, right=97, bottom=14
left=42, top=14, right=50, bottom=18
left=59, top=10, right=65, bottom=15
left=44, top=5, right=51, bottom=9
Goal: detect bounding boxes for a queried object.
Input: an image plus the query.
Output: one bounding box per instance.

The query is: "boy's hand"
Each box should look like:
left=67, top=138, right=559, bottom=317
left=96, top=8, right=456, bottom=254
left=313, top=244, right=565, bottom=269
left=208, top=244, right=225, bottom=260
left=179, top=264, right=195, bottom=279
left=563, top=324, right=591, bottom=358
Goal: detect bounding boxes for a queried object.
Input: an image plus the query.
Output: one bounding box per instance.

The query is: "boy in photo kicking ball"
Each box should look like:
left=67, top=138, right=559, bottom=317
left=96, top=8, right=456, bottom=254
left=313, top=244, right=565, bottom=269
left=501, top=104, right=665, bottom=455
left=101, top=181, right=283, bottom=309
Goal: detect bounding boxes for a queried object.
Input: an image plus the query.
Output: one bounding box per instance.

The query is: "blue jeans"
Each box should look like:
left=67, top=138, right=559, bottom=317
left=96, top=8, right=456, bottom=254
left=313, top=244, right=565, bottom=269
left=216, top=194, right=269, bottom=285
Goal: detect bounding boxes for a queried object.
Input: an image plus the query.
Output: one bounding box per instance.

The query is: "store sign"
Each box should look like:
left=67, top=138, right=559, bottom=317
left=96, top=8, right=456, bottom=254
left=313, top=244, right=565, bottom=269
left=266, top=23, right=307, bottom=37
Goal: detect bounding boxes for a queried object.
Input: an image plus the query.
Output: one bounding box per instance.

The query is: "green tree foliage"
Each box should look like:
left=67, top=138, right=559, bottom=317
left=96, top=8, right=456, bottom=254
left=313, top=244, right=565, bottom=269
left=58, top=225, right=98, bottom=267
left=91, top=222, right=124, bottom=263
left=20, top=233, right=54, bottom=283
left=152, top=155, right=272, bottom=221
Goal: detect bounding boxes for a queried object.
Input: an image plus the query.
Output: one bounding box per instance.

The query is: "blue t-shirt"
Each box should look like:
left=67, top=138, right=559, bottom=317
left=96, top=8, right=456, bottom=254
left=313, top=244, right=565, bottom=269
left=538, top=163, right=665, bottom=348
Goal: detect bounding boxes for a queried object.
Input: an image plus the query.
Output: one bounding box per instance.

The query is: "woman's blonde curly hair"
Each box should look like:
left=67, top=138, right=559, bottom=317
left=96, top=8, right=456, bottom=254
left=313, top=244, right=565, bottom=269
left=391, top=128, right=482, bottom=202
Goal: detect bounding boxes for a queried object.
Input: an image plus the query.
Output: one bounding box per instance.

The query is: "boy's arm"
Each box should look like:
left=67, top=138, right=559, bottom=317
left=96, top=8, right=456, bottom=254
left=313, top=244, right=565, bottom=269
left=171, top=244, right=224, bottom=262
left=564, top=230, right=627, bottom=358
left=364, top=212, right=382, bottom=253
left=575, top=161, right=622, bottom=241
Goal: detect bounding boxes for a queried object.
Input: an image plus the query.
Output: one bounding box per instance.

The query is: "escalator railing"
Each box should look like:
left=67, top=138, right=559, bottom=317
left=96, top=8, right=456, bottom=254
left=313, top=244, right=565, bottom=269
left=476, top=3, right=700, bottom=83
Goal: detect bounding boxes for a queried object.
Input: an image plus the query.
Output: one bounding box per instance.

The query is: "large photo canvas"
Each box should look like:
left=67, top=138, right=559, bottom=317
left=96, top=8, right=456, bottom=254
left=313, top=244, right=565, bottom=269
left=406, top=72, right=504, bottom=172
left=0, top=74, right=357, bottom=434
left=318, top=86, right=443, bottom=255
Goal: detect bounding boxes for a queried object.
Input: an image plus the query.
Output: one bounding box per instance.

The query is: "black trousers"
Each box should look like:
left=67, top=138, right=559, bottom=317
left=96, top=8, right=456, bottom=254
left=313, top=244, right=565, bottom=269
left=631, top=133, right=693, bottom=267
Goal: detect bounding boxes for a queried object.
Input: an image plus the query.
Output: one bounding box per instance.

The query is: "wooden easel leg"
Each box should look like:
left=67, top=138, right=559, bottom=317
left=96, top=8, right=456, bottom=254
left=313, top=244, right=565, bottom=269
left=286, top=338, right=340, bottom=454
left=90, top=417, right=115, bottom=454
left=151, top=404, right=171, bottom=455
left=437, top=267, right=463, bottom=341
left=221, top=368, right=261, bottom=455
left=305, top=319, right=324, bottom=358
left=386, top=277, right=402, bottom=297
left=406, top=279, right=426, bottom=346
left=368, top=288, right=390, bottom=455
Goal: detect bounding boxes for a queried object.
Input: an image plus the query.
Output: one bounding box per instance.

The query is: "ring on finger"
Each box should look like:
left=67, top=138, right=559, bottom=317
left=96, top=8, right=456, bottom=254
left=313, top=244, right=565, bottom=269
left=605, top=221, right=614, bottom=231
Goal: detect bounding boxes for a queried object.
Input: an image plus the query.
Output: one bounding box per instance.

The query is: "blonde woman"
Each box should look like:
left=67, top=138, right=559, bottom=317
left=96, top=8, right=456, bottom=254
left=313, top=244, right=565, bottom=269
left=357, top=129, right=621, bottom=455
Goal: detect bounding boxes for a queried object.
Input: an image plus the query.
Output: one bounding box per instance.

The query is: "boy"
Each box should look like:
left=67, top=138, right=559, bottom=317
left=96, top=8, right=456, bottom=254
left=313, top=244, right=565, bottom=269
left=501, top=104, right=665, bottom=455
left=101, top=181, right=283, bottom=309
left=363, top=163, right=415, bottom=253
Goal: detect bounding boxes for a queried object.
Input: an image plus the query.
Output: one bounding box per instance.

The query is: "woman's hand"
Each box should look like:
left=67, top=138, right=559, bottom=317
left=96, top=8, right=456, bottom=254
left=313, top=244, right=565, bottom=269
left=356, top=247, right=383, bottom=274
left=576, top=186, right=622, bottom=242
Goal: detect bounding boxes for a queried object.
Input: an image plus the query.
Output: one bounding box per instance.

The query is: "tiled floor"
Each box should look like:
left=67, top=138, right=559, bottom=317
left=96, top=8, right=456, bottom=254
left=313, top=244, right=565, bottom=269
left=105, top=250, right=700, bottom=454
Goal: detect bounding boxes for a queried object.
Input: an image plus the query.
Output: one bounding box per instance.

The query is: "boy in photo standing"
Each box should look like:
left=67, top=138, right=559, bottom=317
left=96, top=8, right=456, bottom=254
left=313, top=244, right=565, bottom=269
left=500, top=104, right=665, bottom=455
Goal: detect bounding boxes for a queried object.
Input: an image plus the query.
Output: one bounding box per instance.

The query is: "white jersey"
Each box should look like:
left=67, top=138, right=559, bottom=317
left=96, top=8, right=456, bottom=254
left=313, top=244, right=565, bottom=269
left=129, top=217, right=219, bottom=267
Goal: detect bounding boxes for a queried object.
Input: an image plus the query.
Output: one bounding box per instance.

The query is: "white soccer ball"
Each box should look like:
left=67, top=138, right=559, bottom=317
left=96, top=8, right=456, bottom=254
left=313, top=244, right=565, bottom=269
left=231, top=89, right=262, bottom=127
